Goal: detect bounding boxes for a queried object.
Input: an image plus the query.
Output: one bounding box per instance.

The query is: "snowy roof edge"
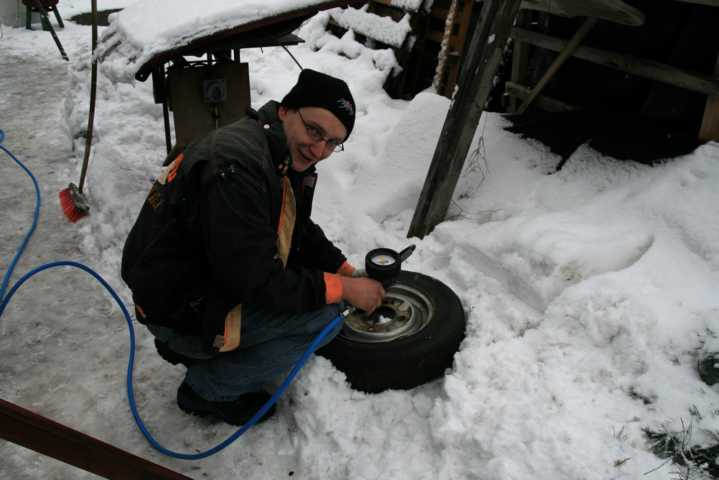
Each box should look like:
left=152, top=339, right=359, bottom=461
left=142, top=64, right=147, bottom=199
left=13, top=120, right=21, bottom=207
left=99, top=0, right=365, bottom=82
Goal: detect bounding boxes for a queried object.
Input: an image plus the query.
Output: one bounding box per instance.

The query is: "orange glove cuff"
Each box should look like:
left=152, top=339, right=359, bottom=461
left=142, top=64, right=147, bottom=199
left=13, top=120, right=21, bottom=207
left=323, top=272, right=343, bottom=304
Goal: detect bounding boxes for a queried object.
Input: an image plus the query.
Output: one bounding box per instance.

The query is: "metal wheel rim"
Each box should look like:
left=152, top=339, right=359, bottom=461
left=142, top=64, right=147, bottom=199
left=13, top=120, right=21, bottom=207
left=340, top=282, right=434, bottom=343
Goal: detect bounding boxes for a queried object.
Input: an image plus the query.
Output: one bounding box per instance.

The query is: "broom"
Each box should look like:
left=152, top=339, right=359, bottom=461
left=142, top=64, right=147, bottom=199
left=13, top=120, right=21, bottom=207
left=59, top=0, right=97, bottom=223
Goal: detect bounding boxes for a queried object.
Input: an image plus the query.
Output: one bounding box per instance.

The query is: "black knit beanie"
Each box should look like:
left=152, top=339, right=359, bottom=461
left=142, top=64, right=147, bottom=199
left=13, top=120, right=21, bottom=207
left=281, top=69, right=356, bottom=140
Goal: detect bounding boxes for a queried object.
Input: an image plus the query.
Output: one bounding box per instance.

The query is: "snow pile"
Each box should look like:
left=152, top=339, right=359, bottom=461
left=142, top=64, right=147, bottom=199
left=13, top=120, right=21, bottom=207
left=329, top=5, right=412, bottom=48
left=348, top=91, right=450, bottom=221
left=94, top=0, right=353, bottom=81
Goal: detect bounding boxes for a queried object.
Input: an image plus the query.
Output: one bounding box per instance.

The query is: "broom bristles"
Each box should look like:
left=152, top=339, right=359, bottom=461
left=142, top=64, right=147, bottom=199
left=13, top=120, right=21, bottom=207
left=59, top=184, right=90, bottom=223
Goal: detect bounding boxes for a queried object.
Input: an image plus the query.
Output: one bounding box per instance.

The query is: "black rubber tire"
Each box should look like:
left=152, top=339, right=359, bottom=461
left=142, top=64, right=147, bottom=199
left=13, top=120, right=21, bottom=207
left=317, top=270, right=466, bottom=393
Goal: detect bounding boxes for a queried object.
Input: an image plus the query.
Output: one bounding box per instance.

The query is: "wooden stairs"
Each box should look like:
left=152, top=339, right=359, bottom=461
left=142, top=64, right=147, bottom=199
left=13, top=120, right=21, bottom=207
left=327, top=0, right=477, bottom=99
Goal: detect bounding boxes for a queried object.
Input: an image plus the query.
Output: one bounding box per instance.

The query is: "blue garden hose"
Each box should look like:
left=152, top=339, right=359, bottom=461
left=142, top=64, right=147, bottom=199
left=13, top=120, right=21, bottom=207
left=0, top=129, right=344, bottom=460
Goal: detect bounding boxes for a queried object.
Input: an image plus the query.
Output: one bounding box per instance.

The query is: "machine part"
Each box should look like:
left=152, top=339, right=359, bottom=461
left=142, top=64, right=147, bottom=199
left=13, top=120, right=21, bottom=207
left=168, top=62, right=250, bottom=147
left=317, top=270, right=466, bottom=393
left=203, top=79, right=227, bottom=104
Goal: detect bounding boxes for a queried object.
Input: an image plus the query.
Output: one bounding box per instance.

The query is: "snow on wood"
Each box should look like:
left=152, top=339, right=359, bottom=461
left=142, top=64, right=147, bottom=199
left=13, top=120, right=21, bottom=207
left=329, top=6, right=412, bottom=48
left=388, top=0, right=425, bottom=12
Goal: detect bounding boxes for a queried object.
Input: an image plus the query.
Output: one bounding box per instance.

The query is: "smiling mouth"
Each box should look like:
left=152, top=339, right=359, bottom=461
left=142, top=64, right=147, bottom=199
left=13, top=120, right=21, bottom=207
left=298, top=148, right=317, bottom=166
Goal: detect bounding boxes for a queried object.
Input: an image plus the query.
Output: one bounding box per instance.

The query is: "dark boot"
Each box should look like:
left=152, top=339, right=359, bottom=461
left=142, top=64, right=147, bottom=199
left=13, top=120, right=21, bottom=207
left=154, top=339, right=196, bottom=367
left=176, top=382, right=276, bottom=426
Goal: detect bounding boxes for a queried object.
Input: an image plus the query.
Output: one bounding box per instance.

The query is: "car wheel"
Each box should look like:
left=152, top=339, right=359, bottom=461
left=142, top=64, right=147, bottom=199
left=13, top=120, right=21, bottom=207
left=317, top=270, right=466, bottom=393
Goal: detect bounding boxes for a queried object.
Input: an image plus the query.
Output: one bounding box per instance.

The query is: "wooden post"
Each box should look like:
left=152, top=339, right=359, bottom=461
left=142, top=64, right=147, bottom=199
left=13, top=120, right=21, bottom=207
left=445, top=0, right=477, bottom=95
left=517, top=16, right=598, bottom=114
left=699, top=55, right=719, bottom=142
left=509, top=10, right=531, bottom=112
left=407, top=0, right=522, bottom=239
left=0, top=398, right=193, bottom=480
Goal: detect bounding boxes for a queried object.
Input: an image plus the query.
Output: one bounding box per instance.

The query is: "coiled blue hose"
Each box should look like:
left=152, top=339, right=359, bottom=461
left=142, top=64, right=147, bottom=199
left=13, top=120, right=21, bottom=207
left=0, top=130, right=344, bottom=460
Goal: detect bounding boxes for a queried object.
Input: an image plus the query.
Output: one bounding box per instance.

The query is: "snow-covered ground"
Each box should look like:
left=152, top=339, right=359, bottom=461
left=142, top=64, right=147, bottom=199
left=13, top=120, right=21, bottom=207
left=1, top=2, right=719, bottom=479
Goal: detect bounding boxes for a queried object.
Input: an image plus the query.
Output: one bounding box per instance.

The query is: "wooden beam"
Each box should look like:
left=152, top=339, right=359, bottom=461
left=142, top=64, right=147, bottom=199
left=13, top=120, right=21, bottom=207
left=505, top=81, right=578, bottom=112
left=408, top=0, right=523, bottom=239
left=511, top=27, right=719, bottom=96
left=445, top=0, right=476, bottom=95
left=517, top=16, right=597, bottom=114
left=0, top=398, right=192, bottom=480
left=671, top=0, right=719, bottom=6
left=520, top=0, right=645, bottom=26
left=700, top=55, right=719, bottom=142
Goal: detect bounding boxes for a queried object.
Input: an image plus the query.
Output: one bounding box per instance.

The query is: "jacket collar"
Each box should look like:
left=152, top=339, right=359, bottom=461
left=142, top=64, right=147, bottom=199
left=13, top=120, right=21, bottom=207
left=256, top=101, right=291, bottom=174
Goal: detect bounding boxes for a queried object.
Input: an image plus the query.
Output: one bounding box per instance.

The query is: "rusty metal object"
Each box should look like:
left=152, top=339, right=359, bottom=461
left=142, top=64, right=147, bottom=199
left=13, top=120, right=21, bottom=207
left=168, top=62, right=251, bottom=147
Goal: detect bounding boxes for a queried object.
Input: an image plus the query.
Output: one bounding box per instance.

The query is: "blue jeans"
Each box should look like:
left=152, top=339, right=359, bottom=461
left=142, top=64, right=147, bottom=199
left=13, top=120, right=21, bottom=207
left=148, top=303, right=344, bottom=401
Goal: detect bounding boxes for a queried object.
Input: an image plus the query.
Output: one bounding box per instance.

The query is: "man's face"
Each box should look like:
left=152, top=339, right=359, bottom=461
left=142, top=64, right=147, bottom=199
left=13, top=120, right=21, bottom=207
left=278, top=106, right=347, bottom=172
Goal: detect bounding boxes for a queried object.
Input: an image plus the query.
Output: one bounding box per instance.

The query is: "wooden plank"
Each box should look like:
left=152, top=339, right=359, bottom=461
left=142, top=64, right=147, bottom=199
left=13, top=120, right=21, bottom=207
left=671, top=0, right=719, bottom=6
left=442, top=0, right=475, bottom=96
left=505, top=81, right=578, bottom=112
left=509, top=10, right=531, bottom=111
left=408, top=0, right=523, bottom=239
left=430, top=6, right=449, bottom=20
left=517, top=16, right=597, bottom=114
left=432, top=0, right=458, bottom=94
left=511, top=27, right=719, bottom=96
left=699, top=55, right=719, bottom=142
left=455, top=0, right=475, bottom=46
left=367, top=2, right=407, bottom=21
left=428, top=29, right=443, bottom=43
left=520, top=0, right=645, bottom=26
left=0, top=398, right=193, bottom=480
left=428, top=31, right=467, bottom=49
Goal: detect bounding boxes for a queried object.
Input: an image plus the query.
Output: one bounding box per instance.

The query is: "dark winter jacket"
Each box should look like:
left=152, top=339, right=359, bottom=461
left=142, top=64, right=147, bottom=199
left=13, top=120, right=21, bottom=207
left=121, top=101, right=346, bottom=341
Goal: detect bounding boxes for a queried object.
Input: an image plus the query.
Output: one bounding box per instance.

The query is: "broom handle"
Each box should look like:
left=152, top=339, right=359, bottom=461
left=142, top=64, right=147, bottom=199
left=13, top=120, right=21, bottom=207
left=78, top=0, right=98, bottom=194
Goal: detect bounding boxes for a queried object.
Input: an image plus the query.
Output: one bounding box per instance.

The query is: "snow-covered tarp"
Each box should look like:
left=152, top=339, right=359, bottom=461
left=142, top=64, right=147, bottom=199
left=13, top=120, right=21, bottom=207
left=95, top=0, right=358, bottom=82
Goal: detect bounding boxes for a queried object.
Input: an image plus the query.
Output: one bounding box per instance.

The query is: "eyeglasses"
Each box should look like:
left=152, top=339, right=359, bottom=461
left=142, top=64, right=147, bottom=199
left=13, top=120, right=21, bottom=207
left=297, top=110, right=345, bottom=153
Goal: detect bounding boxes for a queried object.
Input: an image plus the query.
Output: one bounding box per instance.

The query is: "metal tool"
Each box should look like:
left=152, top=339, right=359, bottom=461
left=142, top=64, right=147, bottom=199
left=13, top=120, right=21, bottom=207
left=365, top=245, right=416, bottom=287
